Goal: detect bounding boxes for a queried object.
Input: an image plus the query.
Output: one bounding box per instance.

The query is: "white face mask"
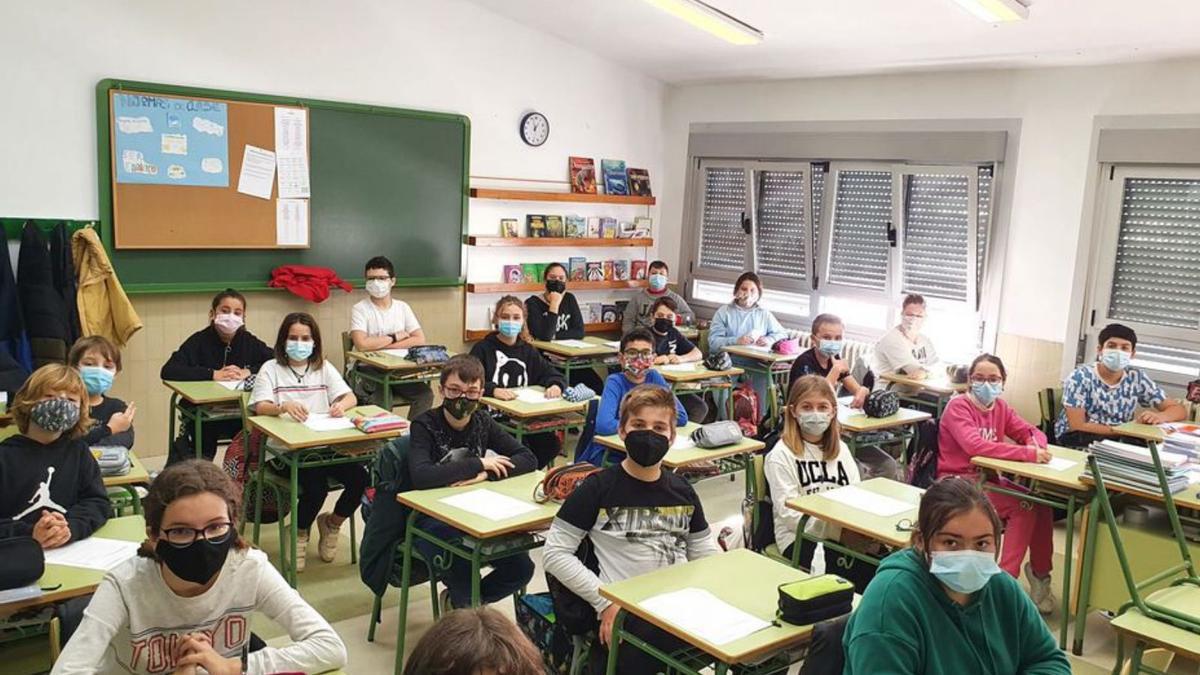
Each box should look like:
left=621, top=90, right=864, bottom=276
left=901, top=315, right=924, bottom=333
left=365, top=279, right=392, bottom=299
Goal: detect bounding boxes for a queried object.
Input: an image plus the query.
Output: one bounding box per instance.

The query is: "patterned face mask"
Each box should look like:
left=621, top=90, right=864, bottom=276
left=30, top=398, right=80, bottom=433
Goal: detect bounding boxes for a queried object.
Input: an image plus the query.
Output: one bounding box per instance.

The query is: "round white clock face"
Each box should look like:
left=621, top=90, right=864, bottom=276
left=521, top=112, right=549, bottom=147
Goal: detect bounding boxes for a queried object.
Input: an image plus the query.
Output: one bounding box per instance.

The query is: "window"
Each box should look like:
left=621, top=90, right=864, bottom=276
left=1083, top=167, right=1200, bottom=383
left=697, top=165, right=749, bottom=274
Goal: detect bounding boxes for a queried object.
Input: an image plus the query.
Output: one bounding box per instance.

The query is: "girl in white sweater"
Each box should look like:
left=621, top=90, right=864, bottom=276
left=52, top=460, right=346, bottom=675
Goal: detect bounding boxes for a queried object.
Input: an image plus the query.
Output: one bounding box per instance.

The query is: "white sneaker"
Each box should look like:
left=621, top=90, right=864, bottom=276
left=315, top=513, right=340, bottom=563
left=1024, top=562, right=1055, bottom=614
left=295, top=532, right=309, bottom=573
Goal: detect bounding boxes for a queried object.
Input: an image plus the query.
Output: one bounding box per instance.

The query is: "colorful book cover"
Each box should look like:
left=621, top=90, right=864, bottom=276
left=586, top=217, right=602, bottom=238
left=614, top=259, right=630, bottom=281
left=601, top=159, right=628, bottom=195
left=617, top=221, right=635, bottom=239
left=526, top=214, right=546, bottom=238
left=503, top=265, right=524, bottom=284
left=569, top=156, right=597, bottom=194
left=585, top=302, right=603, bottom=324
left=565, top=215, right=586, bottom=238
left=500, top=218, right=519, bottom=238
left=534, top=263, right=548, bottom=282
left=615, top=300, right=629, bottom=321
left=545, top=215, right=565, bottom=238
left=600, top=217, right=618, bottom=239
left=633, top=216, right=653, bottom=237
left=568, top=256, right=587, bottom=281
left=585, top=261, right=603, bottom=282
left=601, top=304, right=618, bottom=322
left=602, top=260, right=614, bottom=281
left=631, top=260, right=648, bottom=280
left=627, top=168, right=651, bottom=196
left=521, top=263, right=540, bottom=283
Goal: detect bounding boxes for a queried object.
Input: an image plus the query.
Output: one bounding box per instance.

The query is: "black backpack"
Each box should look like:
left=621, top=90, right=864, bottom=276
left=906, top=419, right=941, bottom=489
left=546, top=538, right=601, bottom=637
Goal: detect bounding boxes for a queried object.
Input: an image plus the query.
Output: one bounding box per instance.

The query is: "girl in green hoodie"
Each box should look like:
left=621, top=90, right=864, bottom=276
left=842, top=477, right=1070, bottom=675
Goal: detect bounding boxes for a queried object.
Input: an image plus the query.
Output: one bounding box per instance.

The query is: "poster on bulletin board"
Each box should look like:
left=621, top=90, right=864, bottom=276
left=112, top=92, right=230, bottom=187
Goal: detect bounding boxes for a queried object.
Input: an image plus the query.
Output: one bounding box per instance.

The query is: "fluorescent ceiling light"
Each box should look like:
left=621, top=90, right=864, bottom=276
left=949, top=0, right=1030, bottom=22
left=642, top=0, right=763, bottom=45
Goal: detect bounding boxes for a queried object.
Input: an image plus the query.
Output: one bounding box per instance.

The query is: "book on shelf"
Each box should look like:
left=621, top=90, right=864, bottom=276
left=600, top=217, right=617, bottom=239
left=601, top=159, right=628, bottom=195
left=526, top=214, right=546, bottom=238
left=545, top=215, right=564, bottom=238
left=614, top=259, right=630, bottom=281
left=627, top=168, right=652, bottom=196
left=585, top=261, right=603, bottom=282
left=568, top=256, right=587, bottom=281
left=615, top=300, right=629, bottom=321
left=633, top=216, right=653, bottom=237
left=631, top=259, right=648, bottom=280
left=569, top=156, right=597, bottom=194
left=617, top=221, right=635, bottom=238
left=535, top=263, right=548, bottom=283
left=602, top=260, right=614, bottom=281
left=503, top=265, right=523, bottom=284
left=601, top=304, right=618, bottom=322
left=586, top=216, right=602, bottom=238
left=585, top=302, right=603, bottom=324
left=521, top=263, right=540, bottom=283
left=565, top=215, right=586, bottom=238
left=500, top=218, right=519, bottom=238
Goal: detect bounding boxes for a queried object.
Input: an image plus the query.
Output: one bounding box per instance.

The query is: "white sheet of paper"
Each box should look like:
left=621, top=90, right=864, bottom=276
left=741, top=344, right=772, bottom=352
left=43, top=537, right=140, bottom=571
left=236, top=145, right=276, bottom=199
left=820, top=484, right=914, bottom=517
left=1045, top=457, right=1077, bottom=472
left=553, top=339, right=594, bottom=349
left=275, top=198, right=309, bottom=246
left=216, top=379, right=244, bottom=391
left=303, top=413, right=356, bottom=432
left=640, top=588, right=770, bottom=646
left=660, top=363, right=697, bottom=373
left=671, top=435, right=696, bottom=450
left=379, top=348, right=409, bottom=358
left=514, top=388, right=549, bottom=404
left=603, top=340, right=621, bottom=348
left=274, top=107, right=310, bottom=199
left=439, top=489, right=538, bottom=521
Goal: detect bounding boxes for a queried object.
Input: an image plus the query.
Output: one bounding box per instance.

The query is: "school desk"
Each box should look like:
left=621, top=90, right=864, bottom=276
left=720, top=345, right=798, bottom=425
left=837, top=405, right=931, bottom=459
left=1111, top=589, right=1200, bottom=668
left=344, top=350, right=450, bottom=411
left=247, top=405, right=403, bottom=586
left=784, top=477, right=923, bottom=570
left=481, top=385, right=587, bottom=444
left=0, top=515, right=145, bottom=615
left=656, top=363, right=744, bottom=419
left=878, top=371, right=966, bottom=416
left=394, top=470, right=556, bottom=672
left=972, top=445, right=1091, bottom=649
left=530, top=336, right=618, bottom=382
left=594, top=422, right=767, bottom=499
left=1112, top=422, right=1167, bottom=444
left=598, top=548, right=818, bottom=675
left=102, top=450, right=151, bottom=515
left=163, top=379, right=244, bottom=459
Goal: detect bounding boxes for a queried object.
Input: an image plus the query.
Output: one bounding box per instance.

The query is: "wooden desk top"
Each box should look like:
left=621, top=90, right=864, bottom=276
left=346, top=350, right=454, bottom=372
left=879, top=371, right=966, bottom=396
left=1113, top=422, right=1167, bottom=443
left=656, top=363, right=744, bottom=383
left=722, top=345, right=798, bottom=364
left=396, top=471, right=557, bottom=539
left=162, top=380, right=244, bottom=405
left=595, top=422, right=765, bottom=468
left=530, top=336, right=619, bottom=358
left=786, top=477, right=923, bottom=549
left=248, top=405, right=403, bottom=450
left=102, top=451, right=151, bottom=489
left=837, top=405, right=931, bottom=433
left=971, top=445, right=1090, bottom=492
left=481, top=386, right=587, bottom=419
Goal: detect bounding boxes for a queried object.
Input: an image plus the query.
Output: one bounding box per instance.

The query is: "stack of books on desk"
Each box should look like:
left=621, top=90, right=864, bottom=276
left=1083, top=439, right=1191, bottom=494
left=1161, top=423, right=1200, bottom=461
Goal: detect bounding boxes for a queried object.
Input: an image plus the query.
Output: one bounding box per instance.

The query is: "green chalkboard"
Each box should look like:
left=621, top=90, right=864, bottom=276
left=96, top=79, right=469, bottom=293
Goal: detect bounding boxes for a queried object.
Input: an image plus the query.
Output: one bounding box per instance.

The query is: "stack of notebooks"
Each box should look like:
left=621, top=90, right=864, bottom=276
left=1161, top=423, right=1200, bottom=462
left=1083, top=439, right=1192, bottom=494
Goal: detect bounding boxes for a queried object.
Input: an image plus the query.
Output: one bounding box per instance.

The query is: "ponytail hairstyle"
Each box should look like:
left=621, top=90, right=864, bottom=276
left=781, top=375, right=841, bottom=461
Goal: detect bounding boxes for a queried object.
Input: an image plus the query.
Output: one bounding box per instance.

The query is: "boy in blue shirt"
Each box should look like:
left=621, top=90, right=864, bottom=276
left=577, top=328, right=686, bottom=466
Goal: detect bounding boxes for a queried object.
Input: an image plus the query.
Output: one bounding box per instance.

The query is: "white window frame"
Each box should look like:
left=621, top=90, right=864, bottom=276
left=692, top=160, right=752, bottom=286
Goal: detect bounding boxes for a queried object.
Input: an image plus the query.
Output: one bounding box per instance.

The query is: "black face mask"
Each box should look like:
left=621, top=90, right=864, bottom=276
left=653, top=317, right=673, bottom=334
left=546, top=279, right=566, bottom=294
left=624, top=429, right=670, bottom=467
left=155, top=536, right=233, bottom=585
left=444, top=396, right=480, bottom=421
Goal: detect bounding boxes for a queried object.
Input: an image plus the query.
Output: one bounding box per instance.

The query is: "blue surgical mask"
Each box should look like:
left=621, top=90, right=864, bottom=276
left=817, top=340, right=842, bottom=357
left=498, top=320, right=522, bottom=338
left=285, top=340, right=314, bottom=361
left=79, top=366, right=115, bottom=396
left=648, top=274, right=668, bottom=292
left=1100, top=349, right=1131, bottom=372
left=928, top=550, right=1002, bottom=594
left=970, top=381, right=1003, bottom=406
left=797, top=411, right=832, bottom=437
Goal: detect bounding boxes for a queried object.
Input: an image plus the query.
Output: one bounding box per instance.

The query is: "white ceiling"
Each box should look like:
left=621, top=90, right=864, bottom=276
left=467, top=0, right=1200, bottom=84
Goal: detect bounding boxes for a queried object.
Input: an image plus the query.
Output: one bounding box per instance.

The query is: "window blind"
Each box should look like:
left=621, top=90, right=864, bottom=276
left=827, top=169, right=892, bottom=291
left=977, top=165, right=993, bottom=302
left=754, top=170, right=807, bottom=281
left=1108, top=177, right=1200, bottom=329
left=698, top=166, right=748, bottom=272
left=901, top=173, right=971, bottom=303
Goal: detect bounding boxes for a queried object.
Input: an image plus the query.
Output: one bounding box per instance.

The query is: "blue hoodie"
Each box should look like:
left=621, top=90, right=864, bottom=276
left=707, top=302, right=788, bottom=352
left=577, top=371, right=687, bottom=466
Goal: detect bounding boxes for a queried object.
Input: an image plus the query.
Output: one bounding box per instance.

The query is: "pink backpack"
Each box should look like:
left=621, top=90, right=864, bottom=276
left=732, top=382, right=761, bottom=437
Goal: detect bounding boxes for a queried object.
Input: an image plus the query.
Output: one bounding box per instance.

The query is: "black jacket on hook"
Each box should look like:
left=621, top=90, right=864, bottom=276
left=50, top=222, right=81, bottom=345
left=18, top=221, right=71, bottom=368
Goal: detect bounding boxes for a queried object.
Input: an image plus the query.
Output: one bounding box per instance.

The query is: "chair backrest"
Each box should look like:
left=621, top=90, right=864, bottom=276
left=374, top=433, right=412, bottom=493
left=797, top=614, right=850, bottom=675
left=341, top=331, right=355, bottom=380
left=1037, top=387, right=1062, bottom=440
left=572, top=399, right=600, bottom=464
left=749, top=453, right=776, bottom=552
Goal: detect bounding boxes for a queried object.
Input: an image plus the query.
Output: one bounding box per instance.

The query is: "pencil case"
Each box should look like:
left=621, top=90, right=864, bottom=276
left=777, top=574, right=854, bottom=625
left=352, top=412, right=409, bottom=434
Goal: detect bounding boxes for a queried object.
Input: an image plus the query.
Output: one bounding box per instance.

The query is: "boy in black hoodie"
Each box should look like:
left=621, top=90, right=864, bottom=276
left=407, top=355, right=538, bottom=609
left=160, top=289, right=273, bottom=464
left=469, top=295, right=567, bottom=468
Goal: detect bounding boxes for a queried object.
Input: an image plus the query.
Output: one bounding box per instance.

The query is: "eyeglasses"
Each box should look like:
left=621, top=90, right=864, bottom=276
left=622, top=349, right=654, bottom=360
left=160, top=521, right=234, bottom=547
left=443, top=387, right=483, bottom=400
left=969, top=377, right=1003, bottom=385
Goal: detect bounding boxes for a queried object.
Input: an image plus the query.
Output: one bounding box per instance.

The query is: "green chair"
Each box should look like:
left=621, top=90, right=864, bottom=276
left=341, top=331, right=423, bottom=414
left=1037, top=387, right=1063, bottom=443
left=750, top=453, right=788, bottom=564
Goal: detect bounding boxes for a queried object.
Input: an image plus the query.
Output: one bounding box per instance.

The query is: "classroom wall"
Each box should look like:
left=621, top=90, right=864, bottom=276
left=661, top=58, right=1200, bottom=419
left=0, top=1, right=665, bottom=457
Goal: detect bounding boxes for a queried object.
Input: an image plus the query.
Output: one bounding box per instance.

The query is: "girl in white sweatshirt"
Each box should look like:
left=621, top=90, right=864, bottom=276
left=52, top=460, right=346, bottom=675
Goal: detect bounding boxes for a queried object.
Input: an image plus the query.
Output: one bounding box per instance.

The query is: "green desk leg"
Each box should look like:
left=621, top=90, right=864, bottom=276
left=167, top=391, right=179, bottom=458
left=287, top=454, right=301, bottom=587
left=604, top=609, right=628, bottom=675
left=1073, top=494, right=1102, bottom=655
left=381, top=371, right=394, bottom=412
left=122, top=486, right=143, bottom=515
left=1061, top=492, right=1076, bottom=651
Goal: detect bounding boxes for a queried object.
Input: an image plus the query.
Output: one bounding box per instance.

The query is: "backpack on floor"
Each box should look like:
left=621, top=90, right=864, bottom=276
left=222, top=428, right=290, bottom=523
left=905, top=419, right=941, bottom=489
left=732, top=382, right=761, bottom=437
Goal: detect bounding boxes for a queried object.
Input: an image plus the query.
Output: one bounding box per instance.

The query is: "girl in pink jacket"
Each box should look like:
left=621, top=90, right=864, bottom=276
left=937, top=353, right=1055, bottom=614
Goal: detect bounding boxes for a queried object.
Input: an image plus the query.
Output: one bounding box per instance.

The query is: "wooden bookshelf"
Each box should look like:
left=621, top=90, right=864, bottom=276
left=466, top=236, right=653, bottom=248
left=463, top=322, right=622, bottom=342
left=470, top=187, right=656, bottom=206
left=467, top=280, right=647, bottom=293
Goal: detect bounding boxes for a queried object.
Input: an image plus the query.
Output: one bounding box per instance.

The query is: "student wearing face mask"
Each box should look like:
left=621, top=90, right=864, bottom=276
left=69, top=335, right=136, bottom=449
left=937, top=354, right=1057, bottom=612
left=407, top=355, right=537, bottom=610
left=707, top=272, right=788, bottom=416
left=544, top=384, right=719, bottom=673
left=648, top=296, right=707, bottom=422
left=576, top=328, right=687, bottom=466
left=524, top=263, right=605, bottom=393
left=161, top=288, right=274, bottom=464
left=470, top=296, right=566, bottom=468
left=622, top=259, right=694, bottom=333
left=349, top=256, right=434, bottom=417
left=1056, top=322, right=1185, bottom=448
left=843, top=477, right=1070, bottom=675
left=765, top=375, right=876, bottom=592
left=250, top=313, right=366, bottom=572
left=788, top=313, right=870, bottom=409
left=872, top=294, right=939, bottom=383
left=51, top=460, right=347, bottom=675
